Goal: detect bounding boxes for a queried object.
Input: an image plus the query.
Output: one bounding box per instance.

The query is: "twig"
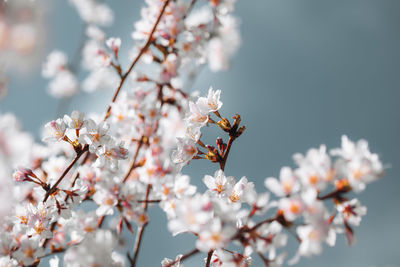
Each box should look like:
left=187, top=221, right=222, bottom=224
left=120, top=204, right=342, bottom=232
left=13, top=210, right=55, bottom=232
left=122, top=137, right=145, bottom=183
left=219, top=135, right=235, bottom=171
left=97, top=215, right=106, bottom=228
left=247, top=217, right=277, bottom=233
left=137, top=199, right=161, bottom=203
left=104, top=0, right=171, bottom=120
left=163, top=248, right=200, bottom=267
left=205, top=250, right=213, bottom=267
left=130, top=184, right=152, bottom=267
left=43, top=145, right=88, bottom=202
left=257, top=252, right=271, bottom=267
left=41, top=150, right=90, bottom=248
left=42, top=0, right=170, bottom=205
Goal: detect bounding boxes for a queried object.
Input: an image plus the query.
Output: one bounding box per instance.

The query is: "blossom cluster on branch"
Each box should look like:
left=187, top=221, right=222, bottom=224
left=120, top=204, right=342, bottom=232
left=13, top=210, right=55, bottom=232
left=0, top=0, right=385, bottom=267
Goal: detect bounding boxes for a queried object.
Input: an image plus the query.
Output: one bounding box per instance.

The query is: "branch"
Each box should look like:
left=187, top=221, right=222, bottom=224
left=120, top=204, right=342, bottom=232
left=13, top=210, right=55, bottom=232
left=216, top=114, right=244, bottom=171
left=122, top=136, right=145, bottom=183
left=257, top=252, right=271, bottom=267
left=130, top=184, right=152, bottom=267
left=137, top=199, right=161, bottom=203
left=205, top=250, right=213, bottom=267
left=219, top=135, right=235, bottom=171
left=163, top=248, right=200, bottom=267
left=247, top=217, right=277, bottom=233
left=104, top=0, right=171, bottom=120
left=43, top=0, right=170, bottom=200
left=43, top=145, right=88, bottom=202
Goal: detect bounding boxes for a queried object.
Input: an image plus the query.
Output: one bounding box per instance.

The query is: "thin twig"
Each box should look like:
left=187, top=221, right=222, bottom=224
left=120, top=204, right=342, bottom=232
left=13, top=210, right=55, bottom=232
left=163, top=248, right=200, bottom=267
left=122, top=137, right=145, bottom=183
left=219, top=135, right=235, bottom=171
left=104, top=0, right=171, bottom=120
left=137, top=199, right=161, bottom=203
left=130, top=184, right=152, bottom=267
left=257, top=252, right=271, bottom=267
left=205, top=250, right=213, bottom=267
left=43, top=145, right=88, bottom=202
left=42, top=0, right=169, bottom=206
left=247, top=217, right=277, bottom=233
left=41, top=150, right=90, bottom=248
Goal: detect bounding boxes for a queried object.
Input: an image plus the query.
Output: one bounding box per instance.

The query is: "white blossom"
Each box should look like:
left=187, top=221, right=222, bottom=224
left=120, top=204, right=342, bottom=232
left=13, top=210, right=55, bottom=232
left=171, top=137, right=198, bottom=164
left=42, top=50, right=68, bottom=78
left=265, top=166, right=300, bottom=197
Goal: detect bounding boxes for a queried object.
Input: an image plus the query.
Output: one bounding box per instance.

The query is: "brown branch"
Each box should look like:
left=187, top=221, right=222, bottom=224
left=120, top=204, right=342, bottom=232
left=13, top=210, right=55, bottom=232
left=97, top=215, right=106, bottom=228
left=205, top=250, right=213, bottom=267
left=130, top=184, right=152, bottom=267
left=43, top=0, right=170, bottom=203
left=137, top=199, right=161, bottom=203
left=104, top=0, right=171, bottom=120
left=257, top=252, right=271, bottom=267
left=41, top=150, right=90, bottom=248
left=219, top=135, right=235, bottom=171
left=163, top=248, right=200, bottom=267
left=43, top=145, right=88, bottom=202
left=217, top=115, right=244, bottom=171
left=93, top=136, right=145, bottom=231
left=68, top=150, right=90, bottom=189
left=317, top=186, right=351, bottom=201
left=247, top=217, right=277, bottom=233
left=122, top=137, right=145, bottom=183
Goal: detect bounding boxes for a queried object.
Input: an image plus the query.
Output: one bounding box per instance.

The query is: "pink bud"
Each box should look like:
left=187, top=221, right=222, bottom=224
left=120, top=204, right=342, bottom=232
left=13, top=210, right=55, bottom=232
left=13, top=167, right=35, bottom=182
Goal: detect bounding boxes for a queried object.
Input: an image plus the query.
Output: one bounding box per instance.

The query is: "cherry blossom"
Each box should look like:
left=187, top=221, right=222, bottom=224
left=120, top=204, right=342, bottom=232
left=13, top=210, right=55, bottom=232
left=0, top=1, right=388, bottom=267
left=196, top=87, right=223, bottom=113
left=42, top=119, right=67, bottom=143
left=331, top=135, right=384, bottom=192
left=171, top=137, right=198, bottom=164
left=265, top=166, right=300, bottom=197
left=335, top=198, right=367, bottom=227
left=203, top=169, right=235, bottom=197
left=42, top=51, right=68, bottom=78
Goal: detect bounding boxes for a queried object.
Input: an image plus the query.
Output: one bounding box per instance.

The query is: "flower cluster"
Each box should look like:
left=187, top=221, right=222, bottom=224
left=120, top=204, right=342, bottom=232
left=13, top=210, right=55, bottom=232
left=0, top=0, right=387, bottom=267
left=43, top=0, right=240, bottom=99
left=165, top=133, right=383, bottom=266
left=42, top=51, right=79, bottom=98
left=172, top=87, right=223, bottom=164
left=43, top=111, right=128, bottom=171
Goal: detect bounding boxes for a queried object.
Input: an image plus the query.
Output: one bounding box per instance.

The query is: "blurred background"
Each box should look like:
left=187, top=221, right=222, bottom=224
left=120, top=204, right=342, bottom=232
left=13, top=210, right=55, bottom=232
left=1, top=0, right=400, bottom=266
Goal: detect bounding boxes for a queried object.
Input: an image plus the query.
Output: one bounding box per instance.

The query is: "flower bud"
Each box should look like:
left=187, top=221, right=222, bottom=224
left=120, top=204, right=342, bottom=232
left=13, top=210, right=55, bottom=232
left=13, top=167, right=36, bottom=182
left=216, top=137, right=226, bottom=153
left=231, top=114, right=241, bottom=132
left=217, top=118, right=231, bottom=132
left=235, top=126, right=246, bottom=138
left=106, top=37, right=121, bottom=54
left=205, top=145, right=220, bottom=162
